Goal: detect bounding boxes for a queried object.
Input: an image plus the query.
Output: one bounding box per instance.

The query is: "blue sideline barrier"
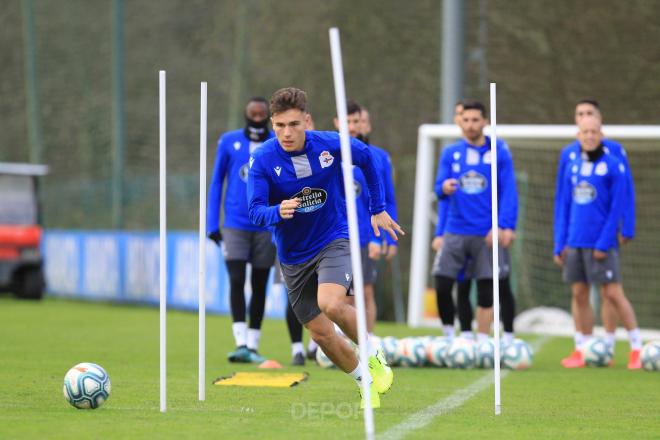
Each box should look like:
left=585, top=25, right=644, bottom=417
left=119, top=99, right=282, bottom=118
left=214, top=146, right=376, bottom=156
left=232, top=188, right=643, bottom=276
left=42, top=230, right=288, bottom=318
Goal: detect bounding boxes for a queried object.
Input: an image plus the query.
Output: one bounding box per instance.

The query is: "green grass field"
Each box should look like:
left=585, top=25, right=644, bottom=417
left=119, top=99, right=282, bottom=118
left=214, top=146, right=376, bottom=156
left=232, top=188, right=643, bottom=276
left=0, top=297, right=658, bottom=439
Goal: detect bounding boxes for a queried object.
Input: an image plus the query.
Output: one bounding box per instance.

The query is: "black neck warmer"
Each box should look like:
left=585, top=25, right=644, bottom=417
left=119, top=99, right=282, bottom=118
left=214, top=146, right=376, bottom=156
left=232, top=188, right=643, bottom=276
left=244, top=117, right=270, bottom=142
left=582, top=143, right=605, bottom=162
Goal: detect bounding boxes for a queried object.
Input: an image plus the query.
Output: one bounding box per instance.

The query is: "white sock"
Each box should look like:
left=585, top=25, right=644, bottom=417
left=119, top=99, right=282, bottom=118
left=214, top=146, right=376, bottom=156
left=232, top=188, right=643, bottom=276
left=628, top=328, right=642, bottom=350
left=367, top=335, right=378, bottom=357
left=307, top=339, right=318, bottom=352
left=461, top=331, right=474, bottom=340
left=232, top=322, right=247, bottom=347
left=605, top=332, right=616, bottom=351
left=348, top=362, right=373, bottom=384
left=247, top=328, right=261, bottom=351
left=477, top=332, right=489, bottom=343
left=292, top=342, right=304, bottom=356
left=574, top=332, right=585, bottom=350
left=503, top=332, right=514, bottom=345
left=443, top=325, right=455, bottom=338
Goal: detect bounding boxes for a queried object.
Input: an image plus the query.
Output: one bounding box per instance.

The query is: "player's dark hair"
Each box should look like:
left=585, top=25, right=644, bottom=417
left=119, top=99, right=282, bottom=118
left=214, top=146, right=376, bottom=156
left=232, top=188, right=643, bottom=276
left=270, top=87, right=307, bottom=115
left=346, top=100, right=362, bottom=116
left=576, top=98, right=600, bottom=110
left=461, top=100, right=487, bottom=118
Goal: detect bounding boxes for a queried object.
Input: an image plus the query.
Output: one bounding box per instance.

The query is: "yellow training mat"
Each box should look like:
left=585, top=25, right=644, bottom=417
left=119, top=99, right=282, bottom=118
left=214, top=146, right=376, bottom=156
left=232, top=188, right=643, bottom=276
left=213, top=372, right=309, bottom=388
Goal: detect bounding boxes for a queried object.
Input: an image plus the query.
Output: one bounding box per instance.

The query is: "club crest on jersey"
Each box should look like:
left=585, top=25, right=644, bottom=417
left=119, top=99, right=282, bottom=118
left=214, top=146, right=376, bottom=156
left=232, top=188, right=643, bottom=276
left=233, top=141, right=241, bottom=150
left=319, top=151, right=334, bottom=168
left=595, top=162, right=608, bottom=176
left=292, top=187, right=327, bottom=213
left=573, top=181, right=597, bottom=204
left=459, top=170, right=488, bottom=194
left=239, top=164, right=249, bottom=182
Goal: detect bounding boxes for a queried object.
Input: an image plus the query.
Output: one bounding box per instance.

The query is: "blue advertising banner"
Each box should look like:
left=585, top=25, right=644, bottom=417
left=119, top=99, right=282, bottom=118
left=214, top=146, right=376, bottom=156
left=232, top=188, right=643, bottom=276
left=42, top=231, right=288, bottom=318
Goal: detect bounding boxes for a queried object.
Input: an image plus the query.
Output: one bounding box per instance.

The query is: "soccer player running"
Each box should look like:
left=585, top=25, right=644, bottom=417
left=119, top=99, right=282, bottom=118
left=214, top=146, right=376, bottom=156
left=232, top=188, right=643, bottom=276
left=248, top=87, right=401, bottom=409
left=207, top=97, right=275, bottom=364
left=333, top=102, right=398, bottom=339
left=554, top=116, right=642, bottom=369
left=433, top=100, right=518, bottom=345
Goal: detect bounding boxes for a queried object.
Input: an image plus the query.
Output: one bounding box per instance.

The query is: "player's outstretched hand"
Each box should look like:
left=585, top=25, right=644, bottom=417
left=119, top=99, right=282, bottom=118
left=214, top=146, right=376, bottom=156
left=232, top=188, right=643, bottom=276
left=371, top=211, right=405, bottom=242
left=279, top=198, right=300, bottom=220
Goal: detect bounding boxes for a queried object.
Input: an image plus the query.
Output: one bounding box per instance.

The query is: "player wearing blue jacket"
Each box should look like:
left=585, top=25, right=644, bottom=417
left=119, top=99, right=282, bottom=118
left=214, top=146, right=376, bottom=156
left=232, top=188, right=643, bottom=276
left=207, top=97, right=275, bottom=364
left=248, top=88, right=402, bottom=409
left=433, top=100, right=518, bottom=344
left=554, top=99, right=637, bottom=359
left=333, top=102, right=399, bottom=339
left=554, top=116, right=642, bottom=370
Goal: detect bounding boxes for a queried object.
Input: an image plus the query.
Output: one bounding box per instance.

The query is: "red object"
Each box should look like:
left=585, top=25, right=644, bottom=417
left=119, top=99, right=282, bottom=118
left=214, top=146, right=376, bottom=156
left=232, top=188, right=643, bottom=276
left=627, top=349, right=642, bottom=370
left=0, top=226, right=41, bottom=247
left=0, top=226, right=41, bottom=260
left=561, top=350, right=586, bottom=368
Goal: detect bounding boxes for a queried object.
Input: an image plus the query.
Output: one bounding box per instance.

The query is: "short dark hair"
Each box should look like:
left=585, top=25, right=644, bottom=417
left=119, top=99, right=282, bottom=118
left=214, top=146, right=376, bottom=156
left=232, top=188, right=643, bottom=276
left=576, top=98, right=600, bottom=110
left=270, top=87, right=307, bottom=115
left=346, top=100, right=361, bottom=116
left=461, top=100, right=487, bottom=118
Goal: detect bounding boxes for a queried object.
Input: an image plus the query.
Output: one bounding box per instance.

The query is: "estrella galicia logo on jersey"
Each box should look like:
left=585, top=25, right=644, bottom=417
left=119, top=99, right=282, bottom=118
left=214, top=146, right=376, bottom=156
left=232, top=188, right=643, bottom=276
left=319, top=151, right=334, bottom=168
left=239, top=163, right=249, bottom=182
left=573, top=181, right=597, bottom=204
left=458, top=170, right=488, bottom=194
left=292, top=187, right=327, bottom=213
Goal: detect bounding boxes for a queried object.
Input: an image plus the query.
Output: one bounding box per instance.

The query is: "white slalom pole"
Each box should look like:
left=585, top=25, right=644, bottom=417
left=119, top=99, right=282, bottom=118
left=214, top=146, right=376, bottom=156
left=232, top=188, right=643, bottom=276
left=198, top=82, right=207, bottom=401
left=329, top=27, right=375, bottom=440
left=159, top=70, right=167, bottom=413
left=490, top=82, right=502, bottom=416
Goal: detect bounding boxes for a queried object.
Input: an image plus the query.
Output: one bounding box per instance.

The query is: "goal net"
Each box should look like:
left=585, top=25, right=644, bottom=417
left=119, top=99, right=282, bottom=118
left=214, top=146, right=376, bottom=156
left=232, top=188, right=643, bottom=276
left=408, top=124, right=660, bottom=329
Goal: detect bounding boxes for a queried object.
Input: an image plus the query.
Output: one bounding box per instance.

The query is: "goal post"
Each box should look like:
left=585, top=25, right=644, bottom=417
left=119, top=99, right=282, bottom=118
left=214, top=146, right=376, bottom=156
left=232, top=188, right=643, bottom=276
left=408, top=124, right=660, bottom=328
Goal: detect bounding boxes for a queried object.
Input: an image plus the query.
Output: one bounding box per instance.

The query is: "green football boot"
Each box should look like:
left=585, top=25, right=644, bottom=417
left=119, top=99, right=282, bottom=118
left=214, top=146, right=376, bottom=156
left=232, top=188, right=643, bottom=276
left=368, top=350, right=394, bottom=394
left=358, top=380, right=381, bottom=409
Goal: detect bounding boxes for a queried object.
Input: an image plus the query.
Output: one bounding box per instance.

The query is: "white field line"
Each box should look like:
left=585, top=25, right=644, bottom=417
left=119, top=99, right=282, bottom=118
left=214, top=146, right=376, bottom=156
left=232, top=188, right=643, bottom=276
left=378, top=336, right=552, bottom=440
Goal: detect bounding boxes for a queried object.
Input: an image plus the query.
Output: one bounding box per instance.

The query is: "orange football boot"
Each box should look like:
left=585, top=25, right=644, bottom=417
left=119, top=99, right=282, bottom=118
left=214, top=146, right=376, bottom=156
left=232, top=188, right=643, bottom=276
left=561, top=350, right=586, bottom=368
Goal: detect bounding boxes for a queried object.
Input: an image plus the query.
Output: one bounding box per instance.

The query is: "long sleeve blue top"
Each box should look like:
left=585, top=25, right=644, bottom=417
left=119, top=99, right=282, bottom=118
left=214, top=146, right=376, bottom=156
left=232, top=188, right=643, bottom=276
left=206, top=129, right=274, bottom=233
left=554, top=151, right=626, bottom=255
left=247, top=131, right=385, bottom=265
left=433, top=137, right=518, bottom=236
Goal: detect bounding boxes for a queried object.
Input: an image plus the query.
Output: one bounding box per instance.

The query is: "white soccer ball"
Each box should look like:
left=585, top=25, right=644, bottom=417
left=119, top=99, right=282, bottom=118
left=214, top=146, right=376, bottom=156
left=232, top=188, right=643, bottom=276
left=501, top=339, right=533, bottom=370
left=426, top=337, right=451, bottom=367
left=381, top=336, right=400, bottom=366
left=641, top=340, right=660, bottom=372
left=581, top=337, right=613, bottom=367
left=315, top=346, right=335, bottom=368
left=397, top=337, right=427, bottom=367
left=476, top=339, right=496, bottom=369
left=446, top=338, right=476, bottom=369
left=63, top=362, right=111, bottom=409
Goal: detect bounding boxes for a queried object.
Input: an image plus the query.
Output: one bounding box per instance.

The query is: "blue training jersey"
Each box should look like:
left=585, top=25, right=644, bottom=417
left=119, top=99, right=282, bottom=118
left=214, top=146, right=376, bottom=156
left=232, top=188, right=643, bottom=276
left=352, top=144, right=398, bottom=247
left=554, top=151, right=626, bottom=254
left=554, top=138, right=635, bottom=247
left=207, top=128, right=275, bottom=233
left=434, top=136, right=518, bottom=236
left=247, top=131, right=385, bottom=265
